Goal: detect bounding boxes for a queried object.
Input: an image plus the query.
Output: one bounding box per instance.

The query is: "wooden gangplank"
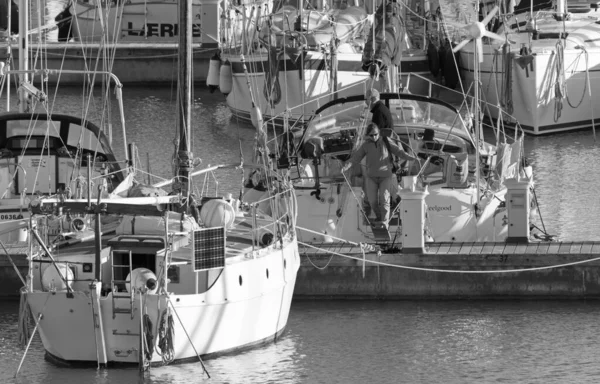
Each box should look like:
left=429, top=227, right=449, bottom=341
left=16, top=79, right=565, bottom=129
left=370, top=224, right=390, bottom=243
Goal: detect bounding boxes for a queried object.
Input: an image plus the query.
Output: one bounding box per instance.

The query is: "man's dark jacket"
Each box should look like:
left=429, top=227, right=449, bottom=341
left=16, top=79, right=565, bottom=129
left=371, top=100, right=393, bottom=129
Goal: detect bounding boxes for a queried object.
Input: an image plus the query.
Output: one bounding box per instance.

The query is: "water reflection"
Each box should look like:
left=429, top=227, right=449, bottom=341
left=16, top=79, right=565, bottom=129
left=3, top=300, right=600, bottom=383
left=527, top=130, right=600, bottom=241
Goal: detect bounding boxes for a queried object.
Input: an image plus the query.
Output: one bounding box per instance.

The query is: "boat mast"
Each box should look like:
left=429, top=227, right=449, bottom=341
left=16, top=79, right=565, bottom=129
left=556, top=0, right=565, bottom=20
left=176, top=0, right=193, bottom=202
left=474, top=2, right=481, bottom=205
left=17, top=0, right=30, bottom=113
left=4, top=0, right=11, bottom=111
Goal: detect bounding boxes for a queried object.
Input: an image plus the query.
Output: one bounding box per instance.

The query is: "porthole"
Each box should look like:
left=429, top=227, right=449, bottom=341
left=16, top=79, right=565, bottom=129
left=284, top=259, right=286, bottom=269
left=266, top=269, right=269, bottom=279
left=239, top=275, right=243, bottom=286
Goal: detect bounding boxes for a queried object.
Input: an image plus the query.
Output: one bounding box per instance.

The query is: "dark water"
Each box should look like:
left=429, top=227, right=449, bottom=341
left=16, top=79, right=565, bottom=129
left=2, top=299, right=600, bottom=383
left=1, top=84, right=600, bottom=382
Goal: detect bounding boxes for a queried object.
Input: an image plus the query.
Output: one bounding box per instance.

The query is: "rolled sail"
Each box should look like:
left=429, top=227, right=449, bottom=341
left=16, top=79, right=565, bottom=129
left=361, top=1, right=405, bottom=74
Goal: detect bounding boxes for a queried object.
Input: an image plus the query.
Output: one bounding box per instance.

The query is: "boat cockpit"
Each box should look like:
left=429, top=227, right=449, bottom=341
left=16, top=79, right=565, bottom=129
left=0, top=112, right=123, bottom=197
left=289, top=93, right=485, bottom=190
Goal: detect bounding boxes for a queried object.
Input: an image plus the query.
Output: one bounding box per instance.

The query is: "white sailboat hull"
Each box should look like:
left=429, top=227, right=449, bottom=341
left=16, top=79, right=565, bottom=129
left=71, top=1, right=204, bottom=44
left=225, top=51, right=431, bottom=127
left=458, top=18, right=600, bottom=135
left=293, top=184, right=508, bottom=244
left=27, top=238, right=300, bottom=364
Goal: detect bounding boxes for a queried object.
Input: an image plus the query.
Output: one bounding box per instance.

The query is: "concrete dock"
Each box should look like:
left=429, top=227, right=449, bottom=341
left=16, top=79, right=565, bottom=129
left=295, top=241, right=600, bottom=299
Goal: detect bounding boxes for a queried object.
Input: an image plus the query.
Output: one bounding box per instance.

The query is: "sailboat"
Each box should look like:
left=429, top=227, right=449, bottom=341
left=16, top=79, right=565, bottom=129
left=220, top=0, right=433, bottom=128
left=454, top=0, right=600, bottom=135
left=246, top=82, right=539, bottom=245
left=0, top=0, right=221, bottom=85
left=0, top=0, right=127, bottom=245
left=243, top=4, right=543, bottom=247
left=21, top=0, right=299, bottom=369
left=66, top=0, right=204, bottom=44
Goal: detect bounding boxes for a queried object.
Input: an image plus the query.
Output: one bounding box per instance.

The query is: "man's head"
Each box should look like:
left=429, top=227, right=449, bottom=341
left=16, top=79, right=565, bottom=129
left=369, top=89, right=380, bottom=105
left=365, top=123, right=380, bottom=142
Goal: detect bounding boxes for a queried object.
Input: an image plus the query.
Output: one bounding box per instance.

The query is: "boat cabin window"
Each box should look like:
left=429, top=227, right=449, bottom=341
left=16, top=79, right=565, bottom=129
left=108, top=236, right=164, bottom=291
left=1, top=118, right=109, bottom=155
left=7, top=136, right=61, bottom=151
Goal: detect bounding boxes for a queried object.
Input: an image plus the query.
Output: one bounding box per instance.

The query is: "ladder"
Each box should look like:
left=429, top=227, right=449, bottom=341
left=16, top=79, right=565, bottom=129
left=111, top=249, right=134, bottom=319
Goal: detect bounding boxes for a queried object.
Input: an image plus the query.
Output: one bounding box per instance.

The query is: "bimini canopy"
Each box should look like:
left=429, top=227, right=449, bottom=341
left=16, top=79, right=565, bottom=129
left=299, top=93, right=475, bottom=149
left=0, top=112, right=124, bottom=184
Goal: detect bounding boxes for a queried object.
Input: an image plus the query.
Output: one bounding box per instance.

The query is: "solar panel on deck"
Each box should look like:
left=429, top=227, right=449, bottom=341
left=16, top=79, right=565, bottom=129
left=192, top=227, right=226, bottom=271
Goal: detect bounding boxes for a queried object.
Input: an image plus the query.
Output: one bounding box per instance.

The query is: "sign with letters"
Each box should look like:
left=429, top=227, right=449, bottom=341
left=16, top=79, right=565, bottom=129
left=126, top=22, right=202, bottom=38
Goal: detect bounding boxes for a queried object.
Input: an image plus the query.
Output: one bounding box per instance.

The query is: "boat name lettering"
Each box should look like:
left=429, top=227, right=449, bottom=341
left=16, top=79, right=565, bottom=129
left=29, top=159, right=46, bottom=168
left=0, top=214, right=24, bottom=220
left=127, top=22, right=201, bottom=37
left=428, top=205, right=452, bottom=212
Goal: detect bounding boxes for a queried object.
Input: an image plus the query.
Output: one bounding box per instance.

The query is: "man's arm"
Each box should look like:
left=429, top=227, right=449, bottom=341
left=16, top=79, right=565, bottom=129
left=388, top=140, right=418, bottom=162
left=342, top=144, right=367, bottom=171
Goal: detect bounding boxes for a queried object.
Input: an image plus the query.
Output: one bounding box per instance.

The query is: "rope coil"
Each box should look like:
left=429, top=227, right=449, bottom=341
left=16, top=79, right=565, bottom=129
left=143, top=314, right=154, bottom=363
left=156, top=307, right=175, bottom=364
left=17, top=287, right=32, bottom=348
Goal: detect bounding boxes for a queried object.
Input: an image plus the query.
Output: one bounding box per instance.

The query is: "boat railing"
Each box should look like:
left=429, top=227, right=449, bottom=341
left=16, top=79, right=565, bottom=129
left=4, top=67, right=124, bottom=88
left=246, top=186, right=296, bottom=250
left=160, top=162, right=297, bottom=248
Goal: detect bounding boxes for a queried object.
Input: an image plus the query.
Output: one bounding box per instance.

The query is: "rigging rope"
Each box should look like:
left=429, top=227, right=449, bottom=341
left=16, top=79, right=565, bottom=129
left=502, top=43, right=513, bottom=115
left=554, top=39, right=589, bottom=122
left=156, top=307, right=175, bottom=364
left=143, top=313, right=154, bottom=363
left=17, top=287, right=32, bottom=348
